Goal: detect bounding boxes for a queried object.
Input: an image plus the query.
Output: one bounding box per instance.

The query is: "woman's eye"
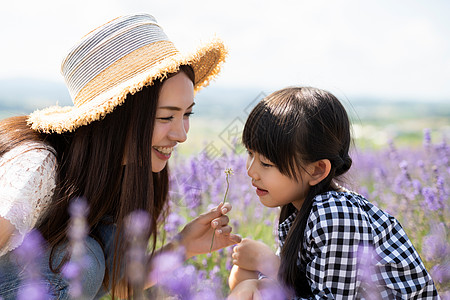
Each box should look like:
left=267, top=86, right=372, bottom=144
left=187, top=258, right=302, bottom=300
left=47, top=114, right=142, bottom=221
left=158, top=116, right=174, bottom=121
left=247, top=150, right=253, bottom=157
left=184, top=111, right=194, bottom=118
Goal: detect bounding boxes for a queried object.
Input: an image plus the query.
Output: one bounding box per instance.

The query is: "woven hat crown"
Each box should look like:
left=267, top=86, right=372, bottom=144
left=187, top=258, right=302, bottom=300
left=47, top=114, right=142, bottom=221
left=28, top=13, right=227, bottom=133
left=63, top=14, right=172, bottom=106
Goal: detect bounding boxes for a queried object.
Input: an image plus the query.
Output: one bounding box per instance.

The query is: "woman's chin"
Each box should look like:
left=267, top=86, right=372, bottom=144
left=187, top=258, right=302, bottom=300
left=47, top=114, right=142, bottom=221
left=152, top=162, right=167, bottom=173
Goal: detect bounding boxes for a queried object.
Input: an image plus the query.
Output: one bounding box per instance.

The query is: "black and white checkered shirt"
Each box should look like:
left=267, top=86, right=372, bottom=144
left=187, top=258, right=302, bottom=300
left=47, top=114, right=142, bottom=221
left=278, top=191, right=439, bottom=299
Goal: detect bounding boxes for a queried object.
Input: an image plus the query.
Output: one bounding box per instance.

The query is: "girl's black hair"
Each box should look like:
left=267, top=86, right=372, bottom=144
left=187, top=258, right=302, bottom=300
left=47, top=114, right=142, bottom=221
left=242, top=87, right=352, bottom=297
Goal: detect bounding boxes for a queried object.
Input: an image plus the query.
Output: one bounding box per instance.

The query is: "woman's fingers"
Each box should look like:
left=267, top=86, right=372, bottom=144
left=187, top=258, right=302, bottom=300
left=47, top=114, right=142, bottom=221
left=221, top=202, right=232, bottom=214
left=198, top=202, right=233, bottom=225
left=229, top=234, right=242, bottom=244
left=211, top=215, right=230, bottom=228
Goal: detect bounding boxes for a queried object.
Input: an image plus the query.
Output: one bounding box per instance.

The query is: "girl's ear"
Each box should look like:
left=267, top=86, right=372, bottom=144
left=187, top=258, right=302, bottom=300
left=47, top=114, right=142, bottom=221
left=307, top=159, right=331, bottom=186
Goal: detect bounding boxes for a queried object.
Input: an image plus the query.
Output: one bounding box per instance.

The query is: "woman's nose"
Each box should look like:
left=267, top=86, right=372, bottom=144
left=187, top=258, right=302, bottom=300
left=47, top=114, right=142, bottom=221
left=169, top=119, right=188, bottom=143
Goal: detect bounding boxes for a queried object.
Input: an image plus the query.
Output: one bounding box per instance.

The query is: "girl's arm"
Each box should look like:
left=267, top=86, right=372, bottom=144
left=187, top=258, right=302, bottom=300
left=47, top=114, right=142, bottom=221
left=232, top=238, right=280, bottom=279
left=228, top=278, right=286, bottom=300
left=228, top=265, right=259, bottom=290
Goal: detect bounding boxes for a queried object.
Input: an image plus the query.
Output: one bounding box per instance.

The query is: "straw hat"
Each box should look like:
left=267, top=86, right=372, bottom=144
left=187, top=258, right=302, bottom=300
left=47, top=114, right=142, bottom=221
left=27, top=13, right=227, bottom=134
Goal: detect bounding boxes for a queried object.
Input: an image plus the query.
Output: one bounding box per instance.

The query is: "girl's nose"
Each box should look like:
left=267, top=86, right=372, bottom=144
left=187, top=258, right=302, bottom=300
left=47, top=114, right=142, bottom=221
left=246, top=155, right=258, bottom=180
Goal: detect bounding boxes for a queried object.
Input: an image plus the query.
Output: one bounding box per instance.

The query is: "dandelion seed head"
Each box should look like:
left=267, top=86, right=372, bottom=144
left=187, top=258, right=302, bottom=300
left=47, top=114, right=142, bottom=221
left=225, top=168, right=234, bottom=176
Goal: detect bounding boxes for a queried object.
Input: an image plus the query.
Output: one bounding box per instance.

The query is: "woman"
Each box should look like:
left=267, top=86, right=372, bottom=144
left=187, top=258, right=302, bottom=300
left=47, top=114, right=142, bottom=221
left=0, top=13, right=240, bottom=299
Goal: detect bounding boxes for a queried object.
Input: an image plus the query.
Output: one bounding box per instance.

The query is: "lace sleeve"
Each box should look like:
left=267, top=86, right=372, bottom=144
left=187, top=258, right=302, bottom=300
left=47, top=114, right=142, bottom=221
left=0, top=142, right=57, bottom=255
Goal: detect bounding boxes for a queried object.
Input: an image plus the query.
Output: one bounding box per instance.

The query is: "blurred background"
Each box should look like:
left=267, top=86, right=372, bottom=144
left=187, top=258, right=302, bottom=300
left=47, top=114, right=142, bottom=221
left=1, top=1, right=449, bottom=296
left=0, top=0, right=449, bottom=154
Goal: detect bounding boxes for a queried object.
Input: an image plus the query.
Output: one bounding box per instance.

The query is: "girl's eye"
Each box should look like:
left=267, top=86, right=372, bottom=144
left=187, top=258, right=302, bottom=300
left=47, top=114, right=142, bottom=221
left=247, top=150, right=253, bottom=157
left=184, top=111, right=194, bottom=118
left=261, top=161, right=273, bottom=168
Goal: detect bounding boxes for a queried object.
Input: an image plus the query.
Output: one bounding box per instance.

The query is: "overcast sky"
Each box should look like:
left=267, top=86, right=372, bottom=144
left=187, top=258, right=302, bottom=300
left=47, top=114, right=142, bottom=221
left=1, top=0, right=449, bottom=101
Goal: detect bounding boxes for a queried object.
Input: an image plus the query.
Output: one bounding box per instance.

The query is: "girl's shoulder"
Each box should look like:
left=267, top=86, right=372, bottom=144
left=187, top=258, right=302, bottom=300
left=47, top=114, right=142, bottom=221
left=312, top=190, right=370, bottom=210
left=309, top=190, right=397, bottom=231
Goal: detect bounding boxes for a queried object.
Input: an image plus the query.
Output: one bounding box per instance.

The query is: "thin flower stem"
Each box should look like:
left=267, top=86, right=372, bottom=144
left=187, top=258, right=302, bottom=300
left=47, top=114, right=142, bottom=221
left=210, top=169, right=233, bottom=252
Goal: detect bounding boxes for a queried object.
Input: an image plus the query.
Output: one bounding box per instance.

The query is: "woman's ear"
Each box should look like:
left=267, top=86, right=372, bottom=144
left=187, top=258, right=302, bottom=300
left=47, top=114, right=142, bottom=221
left=307, top=159, right=331, bottom=186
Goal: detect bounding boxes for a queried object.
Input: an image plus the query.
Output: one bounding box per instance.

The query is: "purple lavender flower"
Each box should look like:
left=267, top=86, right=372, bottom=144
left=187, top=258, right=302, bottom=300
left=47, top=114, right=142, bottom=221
left=62, top=197, right=90, bottom=299
left=422, top=222, right=449, bottom=262
left=14, top=230, right=49, bottom=300
left=149, top=250, right=184, bottom=286
left=423, top=128, right=432, bottom=150
left=125, top=210, right=151, bottom=299
left=356, top=246, right=382, bottom=300
left=164, top=212, right=186, bottom=235
left=430, top=262, right=450, bottom=285
left=16, top=282, right=49, bottom=300
left=422, top=187, right=441, bottom=211
left=259, top=283, right=287, bottom=300
left=125, top=210, right=150, bottom=238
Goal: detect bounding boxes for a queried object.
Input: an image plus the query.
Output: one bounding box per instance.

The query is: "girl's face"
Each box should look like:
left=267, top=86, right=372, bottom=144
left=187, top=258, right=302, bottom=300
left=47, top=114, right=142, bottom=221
left=246, top=150, right=312, bottom=210
left=152, top=72, right=194, bottom=172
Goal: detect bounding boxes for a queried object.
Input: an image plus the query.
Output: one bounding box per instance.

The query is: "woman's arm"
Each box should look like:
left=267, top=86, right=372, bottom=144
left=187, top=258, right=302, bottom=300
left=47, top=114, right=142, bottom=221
left=143, top=202, right=241, bottom=290
left=0, top=216, right=15, bottom=249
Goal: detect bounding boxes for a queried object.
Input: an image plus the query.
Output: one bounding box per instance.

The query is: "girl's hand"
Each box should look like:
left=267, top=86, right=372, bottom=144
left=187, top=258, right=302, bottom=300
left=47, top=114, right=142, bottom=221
left=177, top=202, right=241, bottom=259
left=232, top=238, right=280, bottom=278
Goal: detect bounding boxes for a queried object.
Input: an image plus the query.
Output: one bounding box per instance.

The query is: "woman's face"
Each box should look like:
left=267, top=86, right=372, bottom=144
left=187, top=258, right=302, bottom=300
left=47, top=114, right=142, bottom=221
left=152, top=72, right=194, bottom=172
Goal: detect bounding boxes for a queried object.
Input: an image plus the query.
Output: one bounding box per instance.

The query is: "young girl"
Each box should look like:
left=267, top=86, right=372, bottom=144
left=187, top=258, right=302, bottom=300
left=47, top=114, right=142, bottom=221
left=228, top=87, right=439, bottom=299
left=0, top=13, right=240, bottom=299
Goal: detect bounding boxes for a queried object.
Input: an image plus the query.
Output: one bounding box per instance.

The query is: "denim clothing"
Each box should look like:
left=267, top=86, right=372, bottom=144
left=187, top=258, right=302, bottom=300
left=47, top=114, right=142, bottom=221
left=0, top=222, right=117, bottom=299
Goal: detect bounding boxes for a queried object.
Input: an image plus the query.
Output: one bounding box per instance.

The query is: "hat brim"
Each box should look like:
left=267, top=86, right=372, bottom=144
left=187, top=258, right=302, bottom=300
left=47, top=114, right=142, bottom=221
left=28, top=38, right=227, bottom=134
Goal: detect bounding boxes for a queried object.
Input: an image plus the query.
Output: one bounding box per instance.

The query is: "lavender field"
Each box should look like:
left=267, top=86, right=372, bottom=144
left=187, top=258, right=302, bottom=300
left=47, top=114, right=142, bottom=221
left=8, top=129, right=449, bottom=299
left=150, top=128, right=448, bottom=298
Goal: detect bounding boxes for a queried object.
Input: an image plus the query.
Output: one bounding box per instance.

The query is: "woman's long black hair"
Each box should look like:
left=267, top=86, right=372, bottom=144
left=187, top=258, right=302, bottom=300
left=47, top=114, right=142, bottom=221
left=0, top=65, right=195, bottom=299
left=242, top=87, right=352, bottom=297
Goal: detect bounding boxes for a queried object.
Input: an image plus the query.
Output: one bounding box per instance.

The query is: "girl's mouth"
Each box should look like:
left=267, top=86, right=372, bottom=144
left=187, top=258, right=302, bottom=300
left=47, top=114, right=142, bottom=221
left=256, top=187, right=269, bottom=197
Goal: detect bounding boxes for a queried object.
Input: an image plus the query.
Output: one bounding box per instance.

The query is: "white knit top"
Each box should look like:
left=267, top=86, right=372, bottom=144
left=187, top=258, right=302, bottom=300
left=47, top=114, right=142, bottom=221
left=0, top=142, right=57, bottom=256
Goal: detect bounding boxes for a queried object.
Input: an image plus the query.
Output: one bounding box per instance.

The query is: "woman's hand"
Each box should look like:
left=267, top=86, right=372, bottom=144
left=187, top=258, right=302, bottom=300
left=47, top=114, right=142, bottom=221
left=177, top=202, right=241, bottom=259
left=232, top=238, right=280, bottom=279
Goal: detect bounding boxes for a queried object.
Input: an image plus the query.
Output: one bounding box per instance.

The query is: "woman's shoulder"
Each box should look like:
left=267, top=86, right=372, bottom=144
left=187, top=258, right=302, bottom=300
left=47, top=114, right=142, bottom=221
left=0, top=141, right=57, bottom=179
left=0, top=141, right=56, bottom=162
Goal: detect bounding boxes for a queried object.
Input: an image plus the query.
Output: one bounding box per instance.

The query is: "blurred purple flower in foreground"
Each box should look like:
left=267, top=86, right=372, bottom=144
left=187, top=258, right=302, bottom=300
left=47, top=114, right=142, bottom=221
left=14, top=230, right=48, bottom=300
left=62, top=197, right=89, bottom=299
left=422, top=222, right=449, bottom=262
left=125, top=210, right=151, bottom=300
